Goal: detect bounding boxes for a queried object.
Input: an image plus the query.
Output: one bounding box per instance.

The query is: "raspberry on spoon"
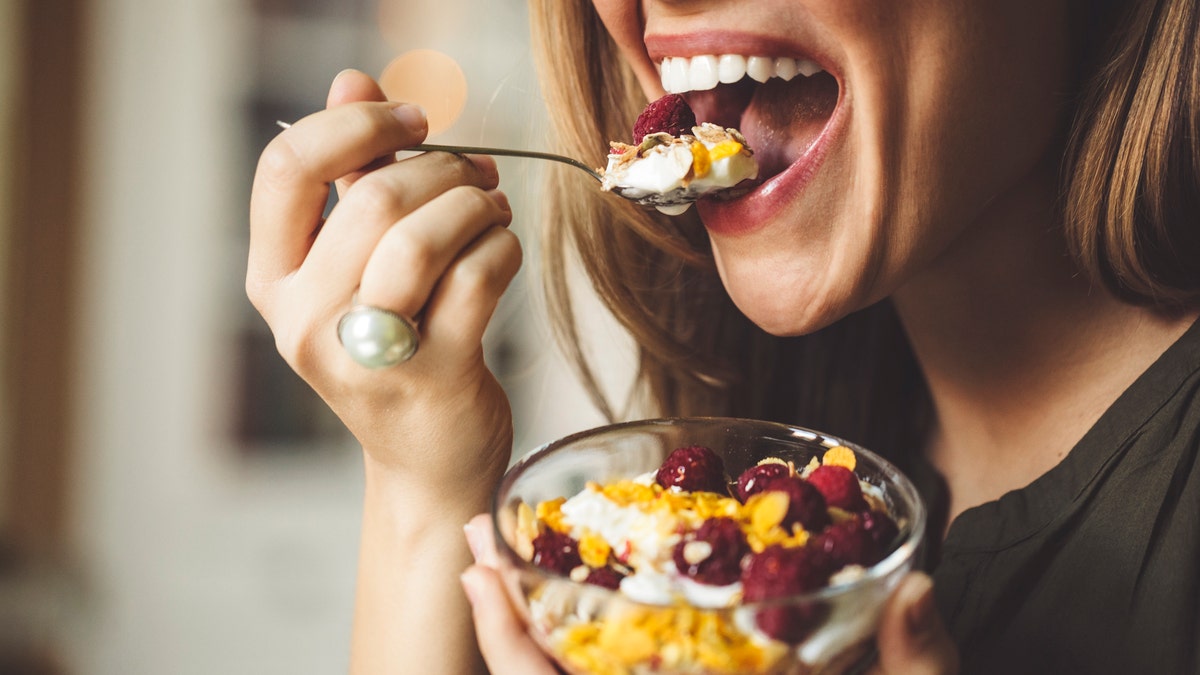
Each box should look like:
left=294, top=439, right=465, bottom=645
left=632, top=94, right=697, bottom=143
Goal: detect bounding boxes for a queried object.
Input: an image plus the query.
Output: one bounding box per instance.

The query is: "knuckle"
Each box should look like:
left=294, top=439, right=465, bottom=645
left=448, top=185, right=495, bottom=216
left=256, top=135, right=305, bottom=187
left=244, top=275, right=271, bottom=314
left=448, top=260, right=495, bottom=297
left=346, top=173, right=405, bottom=217
left=272, top=320, right=319, bottom=375
left=451, top=242, right=511, bottom=294
left=345, top=102, right=389, bottom=137
left=384, top=227, right=438, bottom=281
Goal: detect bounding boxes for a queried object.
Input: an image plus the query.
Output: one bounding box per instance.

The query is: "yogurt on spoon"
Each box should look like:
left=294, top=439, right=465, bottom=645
left=601, top=94, right=759, bottom=215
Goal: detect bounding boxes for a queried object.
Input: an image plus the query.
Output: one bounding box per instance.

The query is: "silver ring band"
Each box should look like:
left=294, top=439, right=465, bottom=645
left=337, top=305, right=419, bottom=368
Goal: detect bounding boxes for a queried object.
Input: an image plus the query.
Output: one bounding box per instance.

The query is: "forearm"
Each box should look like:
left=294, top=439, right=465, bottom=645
left=351, top=458, right=493, bottom=675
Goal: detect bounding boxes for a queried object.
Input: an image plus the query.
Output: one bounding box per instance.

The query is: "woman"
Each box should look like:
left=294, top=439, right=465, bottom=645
left=247, top=0, right=1200, bottom=672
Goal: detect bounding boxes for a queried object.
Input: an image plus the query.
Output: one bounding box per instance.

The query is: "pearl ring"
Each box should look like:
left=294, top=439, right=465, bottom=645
left=337, top=305, right=419, bottom=368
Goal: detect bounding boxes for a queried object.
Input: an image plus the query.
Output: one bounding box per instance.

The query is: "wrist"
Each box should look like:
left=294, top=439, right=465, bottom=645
left=361, top=451, right=503, bottom=527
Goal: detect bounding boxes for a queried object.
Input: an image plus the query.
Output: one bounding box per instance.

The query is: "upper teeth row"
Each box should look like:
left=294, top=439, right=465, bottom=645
left=659, top=55, right=825, bottom=94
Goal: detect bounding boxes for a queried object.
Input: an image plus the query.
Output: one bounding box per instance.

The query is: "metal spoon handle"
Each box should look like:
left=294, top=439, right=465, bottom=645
left=411, top=144, right=603, bottom=183
left=274, top=122, right=602, bottom=183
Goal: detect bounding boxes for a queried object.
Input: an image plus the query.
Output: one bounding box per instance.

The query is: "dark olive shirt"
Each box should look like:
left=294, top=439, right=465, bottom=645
left=922, top=319, right=1200, bottom=674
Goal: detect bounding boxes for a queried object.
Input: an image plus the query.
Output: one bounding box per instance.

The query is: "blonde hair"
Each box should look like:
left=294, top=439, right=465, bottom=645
left=527, top=0, right=1199, bottom=457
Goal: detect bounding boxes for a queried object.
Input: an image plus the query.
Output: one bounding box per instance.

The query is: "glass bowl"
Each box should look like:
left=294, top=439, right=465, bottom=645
left=491, top=417, right=926, bottom=675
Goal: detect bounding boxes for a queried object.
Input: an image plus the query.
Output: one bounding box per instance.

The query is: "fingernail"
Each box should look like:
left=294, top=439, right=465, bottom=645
left=391, top=104, right=427, bottom=132
left=905, top=575, right=936, bottom=635
left=463, top=523, right=482, bottom=563
left=460, top=569, right=481, bottom=606
left=333, top=68, right=358, bottom=82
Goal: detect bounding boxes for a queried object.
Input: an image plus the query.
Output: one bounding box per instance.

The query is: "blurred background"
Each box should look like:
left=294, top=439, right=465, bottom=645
left=0, top=0, right=635, bottom=672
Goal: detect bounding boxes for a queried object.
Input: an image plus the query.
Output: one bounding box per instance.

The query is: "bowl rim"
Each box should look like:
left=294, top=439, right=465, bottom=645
left=490, top=416, right=928, bottom=609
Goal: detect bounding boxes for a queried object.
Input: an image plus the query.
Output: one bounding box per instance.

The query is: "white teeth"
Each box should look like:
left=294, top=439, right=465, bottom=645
left=797, top=59, right=822, bottom=77
left=746, top=56, right=773, bottom=83
left=660, top=54, right=828, bottom=94
left=688, top=55, right=719, bottom=91
left=667, top=57, right=689, bottom=93
left=717, top=54, right=747, bottom=84
left=774, top=57, right=798, bottom=81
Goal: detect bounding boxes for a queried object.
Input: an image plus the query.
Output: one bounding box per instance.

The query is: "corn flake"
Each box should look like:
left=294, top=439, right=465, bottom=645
left=707, top=140, right=744, bottom=162
left=823, top=445, right=857, bottom=471
left=536, top=497, right=569, bottom=533
left=579, top=530, right=612, bottom=568
left=690, top=141, right=712, bottom=178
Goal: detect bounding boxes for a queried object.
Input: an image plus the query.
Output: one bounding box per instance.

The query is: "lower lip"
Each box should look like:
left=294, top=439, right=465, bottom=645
left=696, top=96, right=848, bottom=237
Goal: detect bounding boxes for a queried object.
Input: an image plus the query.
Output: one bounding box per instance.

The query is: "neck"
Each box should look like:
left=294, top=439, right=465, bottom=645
left=892, top=163, right=1196, bottom=527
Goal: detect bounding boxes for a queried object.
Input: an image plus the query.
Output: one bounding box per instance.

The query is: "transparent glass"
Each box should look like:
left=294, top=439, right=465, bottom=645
left=492, top=417, right=927, bottom=675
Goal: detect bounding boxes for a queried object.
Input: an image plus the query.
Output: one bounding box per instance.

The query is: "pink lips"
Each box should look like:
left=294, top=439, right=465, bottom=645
left=643, top=31, right=845, bottom=237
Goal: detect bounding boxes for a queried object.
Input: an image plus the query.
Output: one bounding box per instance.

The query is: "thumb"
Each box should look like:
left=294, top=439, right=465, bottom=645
left=871, top=573, right=959, bottom=675
left=326, top=68, right=388, bottom=108
left=325, top=69, right=409, bottom=195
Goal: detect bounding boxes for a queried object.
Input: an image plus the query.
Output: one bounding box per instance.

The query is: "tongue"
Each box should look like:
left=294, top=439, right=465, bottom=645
left=688, top=73, right=838, bottom=181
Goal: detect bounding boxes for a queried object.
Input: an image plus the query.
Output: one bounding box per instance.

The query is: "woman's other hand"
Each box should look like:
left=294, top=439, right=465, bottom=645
left=868, top=573, right=960, bottom=674
left=247, top=69, right=521, bottom=489
left=462, top=514, right=563, bottom=675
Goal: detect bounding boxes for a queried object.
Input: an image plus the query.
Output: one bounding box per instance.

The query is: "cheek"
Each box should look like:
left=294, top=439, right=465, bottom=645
left=839, top=0, right=1074, bottom=286
left=589, top=0, right=664, bottom=100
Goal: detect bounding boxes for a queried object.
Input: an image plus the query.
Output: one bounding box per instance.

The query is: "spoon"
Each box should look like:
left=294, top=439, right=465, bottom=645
left=275, top=121, right=704, bottom=214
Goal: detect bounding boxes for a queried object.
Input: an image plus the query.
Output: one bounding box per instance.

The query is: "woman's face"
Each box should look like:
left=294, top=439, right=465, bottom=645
left=591, top=0, right=1075, bottom=335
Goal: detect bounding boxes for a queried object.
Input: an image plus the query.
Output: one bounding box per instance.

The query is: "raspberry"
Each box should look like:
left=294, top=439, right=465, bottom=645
left=752, top=604, right=829, bottom=645
left=735, top=463, right=791, bottom=502
left=812, top=517, right=877, bottom=568
left=655, top=445, right=728, bottom=494
left=741, top=545, right=834, bottom=601
left=806, top=465, right=869, bottom=511
left=672, top=517, right=749, bottom=586
left=531, top=530, right=582, bottom=576
left=861, top=509, right=900, bottom=556
left=632, top=94, right=697, bottom=143
left=760, top=476, right=831, bottom=532
left=584, top=566, right=625, bottom=590
left=741, top=545, right=834, bottom=643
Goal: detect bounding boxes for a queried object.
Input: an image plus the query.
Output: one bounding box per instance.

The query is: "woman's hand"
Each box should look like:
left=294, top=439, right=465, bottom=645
left=462, top=514, right=958, bottom=675
left=247, top=69, right=521, bottom=490
left=868, top=572, right=960, bottom=674
left=462, top=514, right=563, bottom=674
left=248, top=70, right=523, bottom=674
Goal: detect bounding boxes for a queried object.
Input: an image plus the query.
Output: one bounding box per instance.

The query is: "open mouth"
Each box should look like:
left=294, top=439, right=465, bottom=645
left=657, top=54, right=841, bottom=189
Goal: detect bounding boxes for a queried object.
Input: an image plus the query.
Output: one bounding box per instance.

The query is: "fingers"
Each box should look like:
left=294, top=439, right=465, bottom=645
left=421, top=208, right=521, bottom=356
left=248, top=98, right=428, bottom=289
left=297, top=151, right=500, bottom=299
left=326, top=69, right=397, bottom=197
left=462, top=514, right=560, bottom=675
left=327, top=68, right=388, bottom=108
left=869, top=573, right=960, bottom=675
left=460, top=566, right=562, bottom=675
left=464, top=513, right=501, bottom=567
